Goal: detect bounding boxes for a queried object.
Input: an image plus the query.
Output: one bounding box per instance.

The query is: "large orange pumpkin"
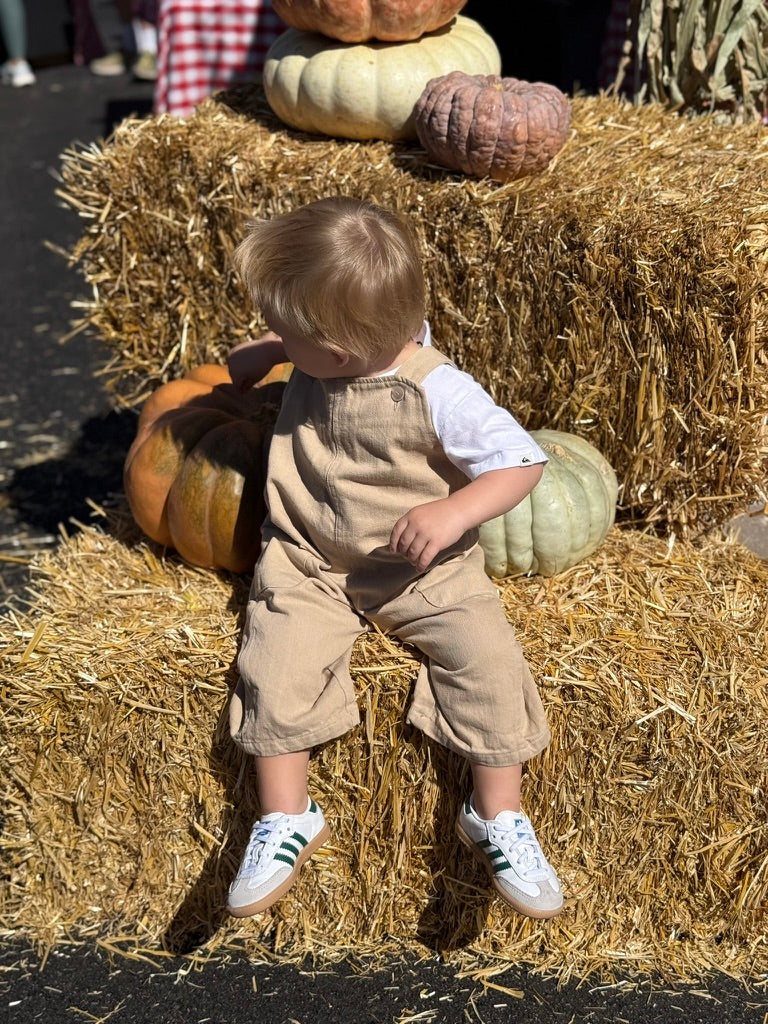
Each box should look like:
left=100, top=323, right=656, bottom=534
left=271, top=0, right=467, bottom=42
left=123, top=362, right=292, bottom=573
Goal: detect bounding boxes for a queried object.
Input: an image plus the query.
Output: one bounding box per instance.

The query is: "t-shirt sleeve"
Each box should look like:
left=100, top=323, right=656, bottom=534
left=423, top=363, right=549, bottom=479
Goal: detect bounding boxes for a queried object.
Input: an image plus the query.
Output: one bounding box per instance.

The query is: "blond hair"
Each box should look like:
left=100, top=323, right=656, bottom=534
left=233, top=197, right=425, bottom=360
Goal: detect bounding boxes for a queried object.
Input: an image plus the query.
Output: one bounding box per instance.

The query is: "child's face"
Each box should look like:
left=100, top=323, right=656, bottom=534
left=265, top=312, right=349, bottom=379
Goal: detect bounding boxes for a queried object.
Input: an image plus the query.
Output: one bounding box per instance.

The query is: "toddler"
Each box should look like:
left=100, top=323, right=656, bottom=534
left=226, top=197, right=562, bottom=920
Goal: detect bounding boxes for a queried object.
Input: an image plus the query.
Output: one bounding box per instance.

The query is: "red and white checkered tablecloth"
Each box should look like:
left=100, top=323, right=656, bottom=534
left=154, top=0, right=287, bottom=118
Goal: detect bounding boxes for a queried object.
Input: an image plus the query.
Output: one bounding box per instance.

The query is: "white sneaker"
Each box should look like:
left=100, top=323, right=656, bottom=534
left=227, top=798, right=329, bottom=917
left=0, top=59, right=35, bottom=87
left=89, top=51, right=126, bottom=77
left=457, top=796, right=563, bottom=919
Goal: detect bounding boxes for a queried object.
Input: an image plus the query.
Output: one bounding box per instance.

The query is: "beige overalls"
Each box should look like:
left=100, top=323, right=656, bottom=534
left=230, top=346, right=551, bottom=766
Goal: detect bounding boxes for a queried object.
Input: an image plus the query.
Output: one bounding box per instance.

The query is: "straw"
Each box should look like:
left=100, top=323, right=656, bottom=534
left=54, top=86, right=768, bottom=537
left=2, top=503, right=766, bottom=984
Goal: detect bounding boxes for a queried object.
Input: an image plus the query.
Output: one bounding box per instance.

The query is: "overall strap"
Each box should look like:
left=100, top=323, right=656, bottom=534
left=396, top=345, right=454, bottom=385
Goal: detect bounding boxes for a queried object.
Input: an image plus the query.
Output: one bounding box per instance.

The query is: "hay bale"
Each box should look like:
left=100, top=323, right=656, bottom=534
left=57, top=88, right=768, bottom=537
left=2, top=504, right=766, bottom=983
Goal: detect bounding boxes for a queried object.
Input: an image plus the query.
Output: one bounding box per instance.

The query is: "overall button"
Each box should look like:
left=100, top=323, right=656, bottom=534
left=391, top=385, right=405, bottom=402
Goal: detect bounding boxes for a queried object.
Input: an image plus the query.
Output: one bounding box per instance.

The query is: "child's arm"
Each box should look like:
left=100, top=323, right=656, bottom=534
left=390, top=463, right=544, bottom=571
left=228, top=331, right=286, bottom=391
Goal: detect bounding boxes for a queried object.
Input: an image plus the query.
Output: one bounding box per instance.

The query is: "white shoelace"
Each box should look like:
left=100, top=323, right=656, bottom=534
left=240, top=814, right=294, bottom=875
left=491, top=817, right=551, bottom=882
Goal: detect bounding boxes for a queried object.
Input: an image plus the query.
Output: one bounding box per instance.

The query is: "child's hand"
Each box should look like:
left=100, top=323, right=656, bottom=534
left=228, top=331, right=286, bottom=391
left=390, top=499, right=468, bottom=571
left=390, top=466, right=545, bottom=571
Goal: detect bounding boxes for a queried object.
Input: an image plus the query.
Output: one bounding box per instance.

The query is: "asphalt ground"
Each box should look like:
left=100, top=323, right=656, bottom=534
left=1, top=61, right=767, bottom=1024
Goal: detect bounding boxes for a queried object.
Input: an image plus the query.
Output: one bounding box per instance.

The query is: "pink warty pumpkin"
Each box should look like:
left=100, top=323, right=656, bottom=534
left=271, top=0, right=468, bottom=42
left=414, top=72, right=572, bottom=183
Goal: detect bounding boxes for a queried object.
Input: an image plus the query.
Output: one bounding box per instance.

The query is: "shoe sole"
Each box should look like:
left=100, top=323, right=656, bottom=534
left=227, top=820, right=331, bottom=918
left=456, top=820, right=563, bottom=920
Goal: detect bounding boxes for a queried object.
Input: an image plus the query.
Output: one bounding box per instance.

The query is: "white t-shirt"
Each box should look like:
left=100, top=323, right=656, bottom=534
left=386, top=322, right=548, bottom=480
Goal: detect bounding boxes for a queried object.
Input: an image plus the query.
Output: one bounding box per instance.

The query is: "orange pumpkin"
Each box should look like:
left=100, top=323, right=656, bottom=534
left=271, top=0, right=467, bottom=42
left=123, top=362, right=292, bottom=573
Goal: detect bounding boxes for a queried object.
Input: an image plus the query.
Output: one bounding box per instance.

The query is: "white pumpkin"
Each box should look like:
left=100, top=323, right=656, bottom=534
left=478, top=429, right=619, bottom=578
left=262, top=16, right=501, bottom=141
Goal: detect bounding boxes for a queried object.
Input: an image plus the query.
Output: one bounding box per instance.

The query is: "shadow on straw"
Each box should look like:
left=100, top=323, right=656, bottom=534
left=415, top=744, right=491, bottom=952
left=160, top=651, right=257, bottom=956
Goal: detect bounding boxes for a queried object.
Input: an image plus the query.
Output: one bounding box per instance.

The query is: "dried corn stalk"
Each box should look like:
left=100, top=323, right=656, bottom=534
left=631, top=0, right=768, bottom=119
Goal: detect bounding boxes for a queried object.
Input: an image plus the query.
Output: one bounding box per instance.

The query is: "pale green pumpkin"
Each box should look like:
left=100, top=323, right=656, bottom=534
left=478, top=429, right=618, bottom=578
left=263, top=15, right=501, bottom=142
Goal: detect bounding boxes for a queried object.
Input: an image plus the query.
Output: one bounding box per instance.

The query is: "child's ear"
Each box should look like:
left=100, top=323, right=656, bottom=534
left=331, top=347, right=350, bottom=367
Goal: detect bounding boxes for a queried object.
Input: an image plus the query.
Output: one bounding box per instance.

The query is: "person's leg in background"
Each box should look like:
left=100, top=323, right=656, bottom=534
left=131, top=0, right=157, bottom=81
left=0, top=0, right=35, bottom=87
left=88, top=0, right=135, bottom=76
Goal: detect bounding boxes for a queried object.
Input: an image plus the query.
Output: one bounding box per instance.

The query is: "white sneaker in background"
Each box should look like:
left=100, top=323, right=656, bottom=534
left=89, top=52, right=126, bottom=77
left=1, top=59, right=36, bottom=87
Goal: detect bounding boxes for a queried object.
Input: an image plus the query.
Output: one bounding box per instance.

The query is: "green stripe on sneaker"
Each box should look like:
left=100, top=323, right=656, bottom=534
left=291, top=831, right=309, bottom=848
left=280, top=840, right=301, bottom=858
left=273, top=852, right=296, bottom=867
left=479, top=842, right=512, bottom=873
